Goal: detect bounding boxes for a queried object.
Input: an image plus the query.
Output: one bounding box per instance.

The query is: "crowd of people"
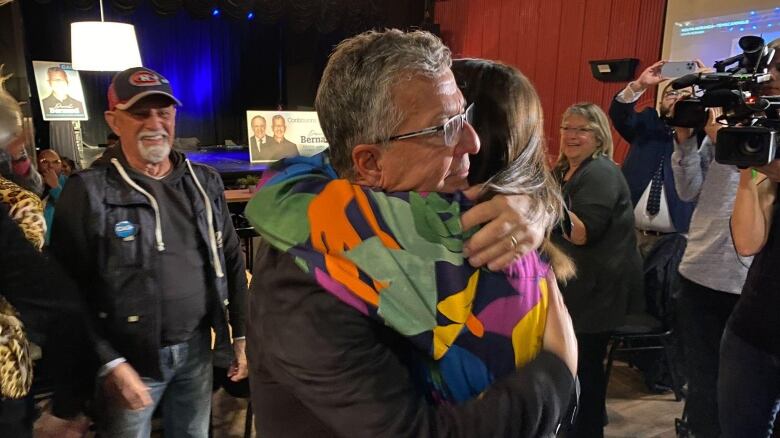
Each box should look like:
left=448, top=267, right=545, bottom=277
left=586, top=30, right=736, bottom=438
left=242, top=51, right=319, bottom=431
left=0, top=28, right=778, bottom=438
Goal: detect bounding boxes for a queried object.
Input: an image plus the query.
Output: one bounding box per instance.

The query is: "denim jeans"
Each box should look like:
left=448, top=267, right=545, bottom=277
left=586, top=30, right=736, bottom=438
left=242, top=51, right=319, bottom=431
left=718, top=327, right=780, bottom=438
left=97, top=330, right=213, bottom=438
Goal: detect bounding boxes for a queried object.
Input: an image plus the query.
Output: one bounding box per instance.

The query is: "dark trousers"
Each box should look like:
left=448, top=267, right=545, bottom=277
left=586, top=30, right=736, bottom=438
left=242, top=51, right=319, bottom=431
left=719, top=327, right=780, bottom=438
left=677, top=277, right=739, bottom=438
left=569, top=332, right=611, bottom=438
left=0, top=397, right=34, bottom=438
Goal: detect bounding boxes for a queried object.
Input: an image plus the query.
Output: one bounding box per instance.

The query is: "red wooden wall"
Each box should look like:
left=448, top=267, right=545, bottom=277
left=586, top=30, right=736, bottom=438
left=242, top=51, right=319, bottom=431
left=435, top=0, right=667, bottom=163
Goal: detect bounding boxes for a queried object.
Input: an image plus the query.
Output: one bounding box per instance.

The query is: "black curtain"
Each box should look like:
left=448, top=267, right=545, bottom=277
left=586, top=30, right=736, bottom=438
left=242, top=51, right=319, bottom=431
left=21, top=0, right=281, bottom=147
left=19, top=0, right=427, bottom=149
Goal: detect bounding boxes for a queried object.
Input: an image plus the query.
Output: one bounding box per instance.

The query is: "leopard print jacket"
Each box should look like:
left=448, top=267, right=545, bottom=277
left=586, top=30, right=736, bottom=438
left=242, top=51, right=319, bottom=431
left=0, top=176, right=45, bottom=250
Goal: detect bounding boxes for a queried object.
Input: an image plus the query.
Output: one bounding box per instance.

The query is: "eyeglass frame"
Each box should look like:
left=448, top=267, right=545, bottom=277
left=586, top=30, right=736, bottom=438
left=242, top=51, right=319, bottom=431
left=559, top=126, right=594, bottom=136
left=385, top=103, right=475, bottom=147
left=39, top=158, right=62, bottom=165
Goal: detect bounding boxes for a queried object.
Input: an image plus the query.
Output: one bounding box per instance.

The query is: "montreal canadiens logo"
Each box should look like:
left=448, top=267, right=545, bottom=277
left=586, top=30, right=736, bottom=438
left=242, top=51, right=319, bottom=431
left=129, top=71, right=162, bottom=87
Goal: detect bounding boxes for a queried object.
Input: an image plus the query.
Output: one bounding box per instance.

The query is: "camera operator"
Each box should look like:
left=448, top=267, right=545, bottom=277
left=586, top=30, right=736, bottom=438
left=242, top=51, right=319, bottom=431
left=671, top=106, right=752, bottom=438
left=718, top=38, right=780, bottom=438
left=609, top=60, right=699, bottom=257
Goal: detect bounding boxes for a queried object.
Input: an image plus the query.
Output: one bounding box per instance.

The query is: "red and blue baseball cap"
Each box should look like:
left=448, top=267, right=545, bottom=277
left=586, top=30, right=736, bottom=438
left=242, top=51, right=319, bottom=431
left=107, top=67, right=182, bottom=111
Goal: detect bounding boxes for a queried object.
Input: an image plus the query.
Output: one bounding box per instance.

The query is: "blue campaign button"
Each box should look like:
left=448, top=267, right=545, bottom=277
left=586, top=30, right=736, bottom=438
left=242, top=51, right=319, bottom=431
left=114, top=221, right=137, bottom=240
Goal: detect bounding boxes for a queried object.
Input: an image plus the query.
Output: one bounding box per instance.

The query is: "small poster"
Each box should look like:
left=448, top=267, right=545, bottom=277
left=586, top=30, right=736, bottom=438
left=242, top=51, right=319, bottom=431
left=32, top=61, right=89, bottom=121
left=245, top=110, right=329, bottom=163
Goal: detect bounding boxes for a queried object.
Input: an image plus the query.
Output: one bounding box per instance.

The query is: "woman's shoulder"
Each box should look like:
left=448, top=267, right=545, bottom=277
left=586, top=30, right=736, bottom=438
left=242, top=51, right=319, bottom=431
left=576, top=156, right=621, bottom=181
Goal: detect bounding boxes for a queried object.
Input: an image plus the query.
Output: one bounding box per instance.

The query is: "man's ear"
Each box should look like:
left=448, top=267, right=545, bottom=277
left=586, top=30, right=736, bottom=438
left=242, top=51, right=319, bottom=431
left=352, top=143, right=383, bottom=186
left=104, top=111, right=119, bottom=136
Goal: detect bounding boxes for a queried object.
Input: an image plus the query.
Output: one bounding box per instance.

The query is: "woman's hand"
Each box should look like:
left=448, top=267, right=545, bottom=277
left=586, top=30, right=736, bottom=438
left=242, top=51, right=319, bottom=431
left=461, top=192, right=548, bottom=271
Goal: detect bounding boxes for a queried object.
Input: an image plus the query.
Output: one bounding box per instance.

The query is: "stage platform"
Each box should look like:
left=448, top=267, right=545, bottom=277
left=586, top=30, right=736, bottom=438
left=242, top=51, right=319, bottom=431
left=184, top=147, right=267, bottom=188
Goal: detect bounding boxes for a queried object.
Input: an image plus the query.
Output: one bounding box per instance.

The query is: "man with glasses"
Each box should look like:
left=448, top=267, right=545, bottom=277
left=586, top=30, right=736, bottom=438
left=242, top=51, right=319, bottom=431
left=246, top=29, right=576, bottom=437
left=609, top=60, right=698, bottom=257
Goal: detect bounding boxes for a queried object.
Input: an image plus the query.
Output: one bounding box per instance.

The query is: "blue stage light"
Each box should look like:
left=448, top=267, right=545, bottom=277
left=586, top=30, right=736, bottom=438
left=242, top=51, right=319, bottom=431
left=211, top=8, right=220, bottom=17
left=247, top=11, right=255, bottom=20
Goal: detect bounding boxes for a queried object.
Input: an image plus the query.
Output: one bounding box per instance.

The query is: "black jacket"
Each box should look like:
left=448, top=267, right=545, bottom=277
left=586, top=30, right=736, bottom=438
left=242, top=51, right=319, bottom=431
left=49, top=146, right=247, bottom=380
left=552, top=157, right=644, bottom=333
left=0, top=203, right=91, bottom=418
left=247, top=242, right=575, bottom=438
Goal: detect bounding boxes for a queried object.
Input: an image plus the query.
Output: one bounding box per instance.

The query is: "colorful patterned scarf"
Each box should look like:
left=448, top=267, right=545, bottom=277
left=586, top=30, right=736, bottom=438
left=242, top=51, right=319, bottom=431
left=245, top=153, right=551, bottom=403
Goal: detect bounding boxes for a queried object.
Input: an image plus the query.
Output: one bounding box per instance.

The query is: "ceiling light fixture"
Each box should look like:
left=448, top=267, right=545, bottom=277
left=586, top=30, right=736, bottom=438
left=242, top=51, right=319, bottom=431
left=71, top=0, right=142, bottom=71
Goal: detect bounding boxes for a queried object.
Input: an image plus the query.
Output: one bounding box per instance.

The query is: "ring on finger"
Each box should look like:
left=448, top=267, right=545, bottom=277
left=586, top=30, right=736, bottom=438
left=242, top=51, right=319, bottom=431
left=509, top=234, right=519, bottom=251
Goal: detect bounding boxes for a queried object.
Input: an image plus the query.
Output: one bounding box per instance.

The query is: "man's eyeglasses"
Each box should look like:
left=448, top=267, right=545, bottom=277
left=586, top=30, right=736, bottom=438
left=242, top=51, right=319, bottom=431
left=39, top=159, right=62, bottom=165
left=387, top=103, right=475, bottom=147
left=559, top=126, right=593, bottom=136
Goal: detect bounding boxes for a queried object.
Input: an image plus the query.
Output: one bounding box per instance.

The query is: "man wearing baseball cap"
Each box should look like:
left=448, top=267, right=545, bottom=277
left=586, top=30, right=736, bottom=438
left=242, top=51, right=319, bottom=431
left=49, top=67, right=248, bottom=437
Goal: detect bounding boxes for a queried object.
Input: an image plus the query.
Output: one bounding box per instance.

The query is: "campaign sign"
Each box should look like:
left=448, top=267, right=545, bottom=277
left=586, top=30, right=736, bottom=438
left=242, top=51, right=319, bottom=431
left=33, top=61, right=89, bottom=121
left=245, top=110, right=329, bottom=163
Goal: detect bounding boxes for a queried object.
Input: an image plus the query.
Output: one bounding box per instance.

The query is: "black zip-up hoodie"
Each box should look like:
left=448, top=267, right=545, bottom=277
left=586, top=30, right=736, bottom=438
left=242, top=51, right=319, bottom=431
left=50, top=145, right=247, bottom=384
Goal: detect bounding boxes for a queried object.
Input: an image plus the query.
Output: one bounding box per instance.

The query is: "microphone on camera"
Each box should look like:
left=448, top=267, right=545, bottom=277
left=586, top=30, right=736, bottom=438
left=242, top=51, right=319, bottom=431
left=670, top=73, right=701, bottom=90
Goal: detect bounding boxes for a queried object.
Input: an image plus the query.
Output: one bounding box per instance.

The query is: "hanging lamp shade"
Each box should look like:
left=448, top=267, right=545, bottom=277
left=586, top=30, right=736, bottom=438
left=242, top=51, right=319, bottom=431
left=71, top=21, right=142, bottom=71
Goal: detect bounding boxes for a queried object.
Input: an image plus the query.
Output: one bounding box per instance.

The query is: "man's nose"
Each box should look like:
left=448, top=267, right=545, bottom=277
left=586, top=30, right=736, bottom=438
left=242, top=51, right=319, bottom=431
left=455, top=122, right=480, bottom=156
left=143, top=113, right=165, bottom=129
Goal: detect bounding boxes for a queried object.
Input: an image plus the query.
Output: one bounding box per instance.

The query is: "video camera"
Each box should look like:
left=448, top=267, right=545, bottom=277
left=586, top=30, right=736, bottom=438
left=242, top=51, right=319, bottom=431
left=666, top=36, right=780, bottom=167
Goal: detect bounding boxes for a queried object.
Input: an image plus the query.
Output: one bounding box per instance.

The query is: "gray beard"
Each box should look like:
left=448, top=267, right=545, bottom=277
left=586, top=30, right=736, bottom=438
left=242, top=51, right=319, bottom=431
left=138, top=142, right=171, bottom=164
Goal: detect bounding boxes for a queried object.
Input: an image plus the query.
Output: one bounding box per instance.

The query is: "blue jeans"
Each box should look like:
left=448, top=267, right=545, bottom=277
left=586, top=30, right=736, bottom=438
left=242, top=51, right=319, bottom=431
left=97, top=330, right=213, bottom=438
left=718, top=327, right=780, bottom=438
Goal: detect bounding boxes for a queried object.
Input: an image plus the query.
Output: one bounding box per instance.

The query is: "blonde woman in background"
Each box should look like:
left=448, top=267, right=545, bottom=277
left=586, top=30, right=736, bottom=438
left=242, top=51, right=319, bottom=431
left=552, top=102, right=643, bottom=438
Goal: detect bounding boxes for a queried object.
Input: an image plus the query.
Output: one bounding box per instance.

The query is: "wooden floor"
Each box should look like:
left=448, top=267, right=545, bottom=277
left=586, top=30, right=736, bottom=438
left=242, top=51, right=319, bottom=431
left=605, top=362, right=684, bottom=438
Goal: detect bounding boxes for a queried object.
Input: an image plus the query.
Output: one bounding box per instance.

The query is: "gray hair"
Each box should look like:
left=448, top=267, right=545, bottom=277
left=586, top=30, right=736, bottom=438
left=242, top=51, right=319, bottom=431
left=315, top=29, right=452, bottom=178
left=0, top=67, right=22, bottom=151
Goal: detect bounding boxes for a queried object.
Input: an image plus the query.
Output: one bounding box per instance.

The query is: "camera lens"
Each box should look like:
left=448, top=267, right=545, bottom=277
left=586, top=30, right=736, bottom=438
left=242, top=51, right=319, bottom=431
left=739, top=133, right=765, bottom=155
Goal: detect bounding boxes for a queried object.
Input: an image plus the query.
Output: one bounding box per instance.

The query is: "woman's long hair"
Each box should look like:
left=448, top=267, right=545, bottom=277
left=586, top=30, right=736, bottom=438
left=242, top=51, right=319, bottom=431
left=452, top=59, right=574, bottom=280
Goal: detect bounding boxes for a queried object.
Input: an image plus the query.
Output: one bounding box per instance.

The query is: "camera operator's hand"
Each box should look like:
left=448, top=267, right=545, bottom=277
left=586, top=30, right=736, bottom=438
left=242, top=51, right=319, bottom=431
left=704, top=107, right=724, bottom=143
left=630, top=60, right=666, bottom=92
left=694, top=59, right=714, bottom=74
left=756, top=160, right=780, bottom=183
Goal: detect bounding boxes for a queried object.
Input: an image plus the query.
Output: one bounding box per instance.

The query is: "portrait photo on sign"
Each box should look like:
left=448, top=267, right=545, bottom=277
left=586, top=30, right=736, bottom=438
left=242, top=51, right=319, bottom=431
left=32, top=61, right=89, bottom=121
left=245, top=110, right=329, bottom=163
